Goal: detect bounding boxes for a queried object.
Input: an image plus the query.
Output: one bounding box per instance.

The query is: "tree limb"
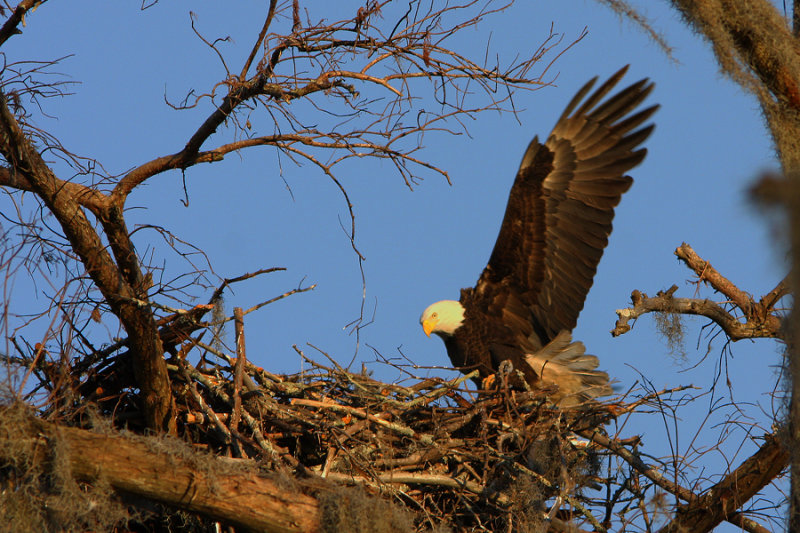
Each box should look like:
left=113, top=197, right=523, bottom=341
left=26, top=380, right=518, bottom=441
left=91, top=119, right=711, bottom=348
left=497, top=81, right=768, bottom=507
left=6, top=408, right=320, bottom=533
left=240, top=0, right=279, bottom=80
left=0, top=90, right=175, bottom=432
left=658, top=431, right=789, bottom=533
left=582, top=428, right=787, bottom=533
left=612, top=244, right=784, bottom=340
left=674, top=242, right=752, bottom=312
left=578, top=429, right=698, bottom=503
left=0, top=0, right=44, bottom=48
left=0, top=165, right=107, bottom=213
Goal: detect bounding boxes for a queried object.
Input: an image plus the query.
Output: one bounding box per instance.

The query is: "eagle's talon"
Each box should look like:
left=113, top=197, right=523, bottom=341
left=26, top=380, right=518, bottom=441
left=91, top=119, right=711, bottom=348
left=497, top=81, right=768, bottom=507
left=481, top=373, right=497, bottom=390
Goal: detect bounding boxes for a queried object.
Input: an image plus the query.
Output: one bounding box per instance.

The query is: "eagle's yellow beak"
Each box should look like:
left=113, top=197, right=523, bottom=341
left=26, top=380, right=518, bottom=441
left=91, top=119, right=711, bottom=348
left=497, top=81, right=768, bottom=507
left=422, top=317, right=437, bottom=337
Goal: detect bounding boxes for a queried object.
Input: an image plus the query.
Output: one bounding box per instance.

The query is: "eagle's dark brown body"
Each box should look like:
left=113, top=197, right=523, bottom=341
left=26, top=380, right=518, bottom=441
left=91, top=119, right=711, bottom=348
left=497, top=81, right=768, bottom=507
left=422, top=66, right=657, bottom=406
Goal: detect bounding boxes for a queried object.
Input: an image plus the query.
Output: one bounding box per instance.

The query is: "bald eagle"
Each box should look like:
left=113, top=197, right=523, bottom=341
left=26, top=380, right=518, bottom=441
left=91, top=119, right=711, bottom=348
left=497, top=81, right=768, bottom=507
left=420, top=66, right=657, bottom=407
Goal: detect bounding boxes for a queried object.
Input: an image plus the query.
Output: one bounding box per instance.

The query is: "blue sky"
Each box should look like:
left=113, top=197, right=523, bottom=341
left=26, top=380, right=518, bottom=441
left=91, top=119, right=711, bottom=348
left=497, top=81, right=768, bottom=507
left=3, top=1, right=788, bottom=528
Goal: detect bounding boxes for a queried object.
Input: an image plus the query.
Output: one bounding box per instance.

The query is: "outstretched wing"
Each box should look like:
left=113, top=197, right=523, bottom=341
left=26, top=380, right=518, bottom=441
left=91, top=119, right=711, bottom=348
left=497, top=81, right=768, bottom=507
left=475, top=66, right=658, bottom=341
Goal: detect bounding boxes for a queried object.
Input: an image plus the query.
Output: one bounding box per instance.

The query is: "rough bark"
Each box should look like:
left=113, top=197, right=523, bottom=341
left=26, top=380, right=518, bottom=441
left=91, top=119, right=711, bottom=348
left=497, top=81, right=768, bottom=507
left=670, top=0, right=800, bottom=170
left=658, top=432, right=789, bottom=533
left=637, top=3, right=800, bottom=520
left=612, top=244, right=786, bottom=341
left=0, top=91, right=175, bottom=433
left=11, top=412, right=320, bottom=533
left=789, top=171, right=800, bottom=532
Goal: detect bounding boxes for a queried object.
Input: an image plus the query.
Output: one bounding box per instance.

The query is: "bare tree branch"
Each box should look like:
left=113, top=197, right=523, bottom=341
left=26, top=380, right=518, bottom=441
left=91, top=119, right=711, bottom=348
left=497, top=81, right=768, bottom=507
left=612, top=244, right=784, bottom=341
left=0, top=0, right=45, bottom=48
left=658, top=431, right=788, bottom=533
left=0, top=89, right=175, bottom=431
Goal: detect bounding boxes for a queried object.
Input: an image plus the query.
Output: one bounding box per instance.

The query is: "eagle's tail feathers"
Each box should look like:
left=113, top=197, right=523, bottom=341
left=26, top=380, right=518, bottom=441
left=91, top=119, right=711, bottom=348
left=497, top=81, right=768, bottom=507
left=523, top=330, right=613, bottom=407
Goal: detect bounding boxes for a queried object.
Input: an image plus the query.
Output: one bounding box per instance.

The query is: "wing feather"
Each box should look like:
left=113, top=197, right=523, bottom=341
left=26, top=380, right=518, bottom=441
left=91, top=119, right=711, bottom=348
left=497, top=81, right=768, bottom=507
left=569, top=67, right=629, bottom=117
left=475, top=66, right=658, bottom=342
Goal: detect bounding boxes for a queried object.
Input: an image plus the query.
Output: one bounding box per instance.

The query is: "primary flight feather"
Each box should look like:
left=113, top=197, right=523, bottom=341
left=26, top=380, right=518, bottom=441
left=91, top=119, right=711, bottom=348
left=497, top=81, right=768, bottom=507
left=420, top=66, right=657, bottom=407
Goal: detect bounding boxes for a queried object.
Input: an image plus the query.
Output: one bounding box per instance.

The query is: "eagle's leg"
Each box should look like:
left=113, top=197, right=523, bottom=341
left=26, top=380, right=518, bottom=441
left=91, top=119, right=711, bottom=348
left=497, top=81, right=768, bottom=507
left=481, top=360, right=515, bottom=390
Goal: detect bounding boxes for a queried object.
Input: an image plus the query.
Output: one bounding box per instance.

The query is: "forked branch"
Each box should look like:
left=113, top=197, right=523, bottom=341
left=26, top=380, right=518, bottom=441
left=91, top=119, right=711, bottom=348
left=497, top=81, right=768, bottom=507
left=612, top=243, right=786, bottom=340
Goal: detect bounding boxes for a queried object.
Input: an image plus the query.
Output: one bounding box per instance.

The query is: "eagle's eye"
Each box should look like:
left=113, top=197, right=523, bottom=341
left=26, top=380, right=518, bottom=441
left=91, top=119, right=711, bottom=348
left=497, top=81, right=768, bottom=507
left=431, top=312, right=438, bottom=318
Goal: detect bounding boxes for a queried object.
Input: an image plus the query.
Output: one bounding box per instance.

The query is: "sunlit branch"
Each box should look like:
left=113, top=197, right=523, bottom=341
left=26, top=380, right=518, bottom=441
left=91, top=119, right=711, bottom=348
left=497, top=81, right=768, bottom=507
left=612, top=244, right=785, bottom=340
left=0, top=165, right=107, bottom=214
left=239, top=0, right=279, bottom=80
left=658, top=431, right=788, bottom=533
left=0, top=0, right=46, bottom=48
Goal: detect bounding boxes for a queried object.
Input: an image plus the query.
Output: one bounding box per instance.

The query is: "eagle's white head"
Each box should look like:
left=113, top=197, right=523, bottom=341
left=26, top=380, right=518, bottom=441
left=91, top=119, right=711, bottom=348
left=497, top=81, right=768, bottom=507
left=420, top=300, right=465, bottom=338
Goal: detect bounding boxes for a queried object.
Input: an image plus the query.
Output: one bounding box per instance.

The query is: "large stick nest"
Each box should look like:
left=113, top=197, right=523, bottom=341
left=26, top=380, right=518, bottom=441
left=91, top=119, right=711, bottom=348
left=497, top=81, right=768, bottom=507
left=65, top=336, right=616, bottom=532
